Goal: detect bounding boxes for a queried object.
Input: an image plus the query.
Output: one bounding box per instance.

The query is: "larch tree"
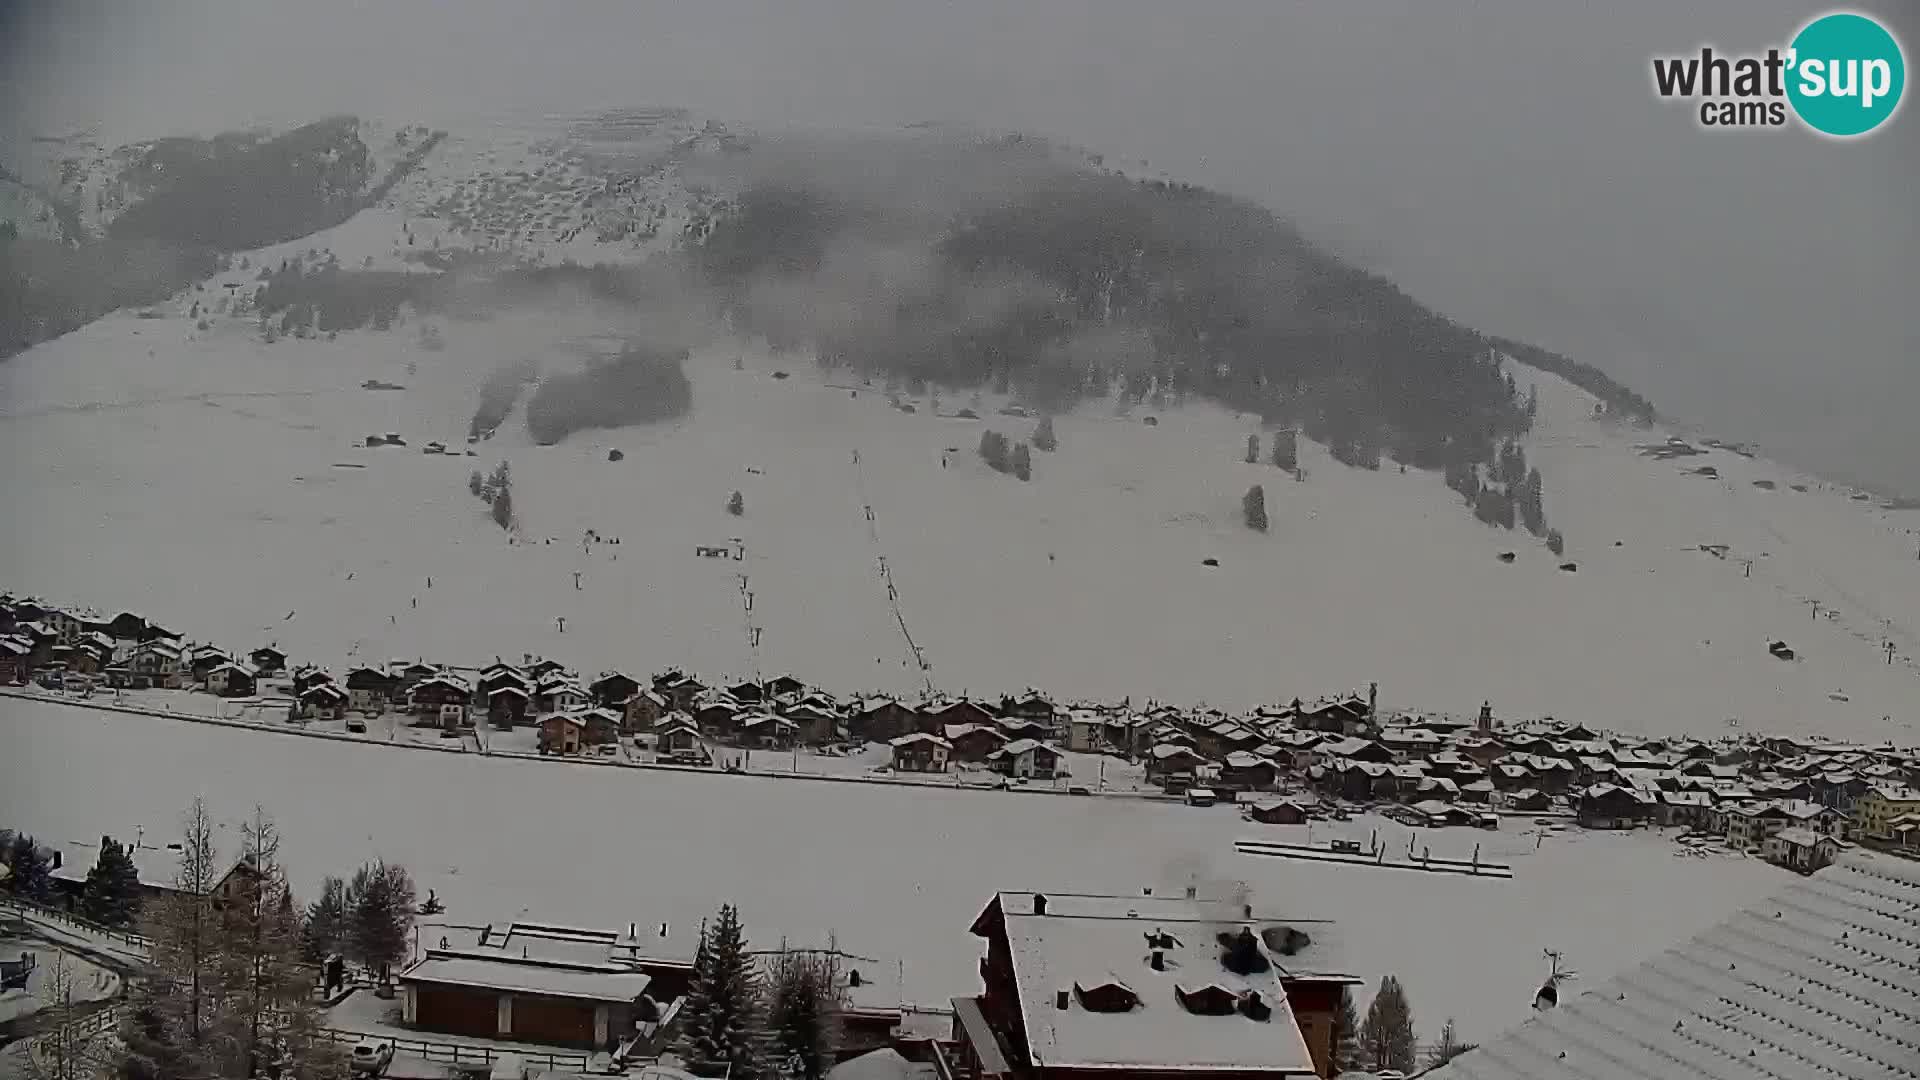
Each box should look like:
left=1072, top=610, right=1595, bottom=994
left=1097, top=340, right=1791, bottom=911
left=217, top=808, right=336, bottom=1080
left=1357, top=975, right=1417, bottom=1075
left=1245, top=434, right=1260, bottom=464
left=1012, top=442, right=1032, bottom=481
left=727, top=491, right=745, bottom=516
left=138, top=797, right=226, bottom=1062
left=79, top=834, right=143, bottom=927
left=24, top=951, right=114, bottom=1080
left=1426, top=1016, right=1478, bottom=1068
left=1331, top=987, right=1363, bottom=1076
left=676, top=905, right=768, bottom=1080
left=765, top=944, right=844, bottom=1080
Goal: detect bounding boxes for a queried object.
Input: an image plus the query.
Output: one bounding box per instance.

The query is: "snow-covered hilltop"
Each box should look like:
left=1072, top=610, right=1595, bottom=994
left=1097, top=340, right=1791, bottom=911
left=1, top=109, right=1916, bottom=745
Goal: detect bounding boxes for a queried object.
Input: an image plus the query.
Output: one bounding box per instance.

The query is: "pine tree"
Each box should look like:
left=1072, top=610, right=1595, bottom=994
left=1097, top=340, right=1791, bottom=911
left=468, top=471, right=484, bottom=498
left=1245, top=434, right=1260, bottom=464
left=1426, top=1016, right=1477, bottom=1068
left=301, top=876, right=349, bottom=964
left=79, top=835, right=143, bottom=927
left=1271, top=428, right=1297, bottom=472
left=677, top=905, right=768, bottom=1080
left=727, top=491, right=745, bottom=516
left=1330, top=987, right=1362, bottom=1075
left=1243, top=485, right=1268, bottom=532
left=979, top=430, right=1010, bottom=472
left=1519, top=467, right=1546, bottom=536
left=347, top=860, right=416, bottom=984
left=766, top=945, right=843, bottom=1080
left=1031, top=416, right=1057, bottom=452
left=1012, top=443, right=1032, bottom=481
left=1357, top=975, right=1417, bottom=1074
left=5, top=832, right=54, bottom=901
left=491, top=487, right=513, bottom=531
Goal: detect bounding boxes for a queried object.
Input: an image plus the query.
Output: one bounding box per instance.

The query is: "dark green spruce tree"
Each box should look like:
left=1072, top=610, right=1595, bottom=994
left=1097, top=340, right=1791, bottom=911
left=79, top=835, right=143, bottom=927
left=677, top=905, right=768, bottom=1080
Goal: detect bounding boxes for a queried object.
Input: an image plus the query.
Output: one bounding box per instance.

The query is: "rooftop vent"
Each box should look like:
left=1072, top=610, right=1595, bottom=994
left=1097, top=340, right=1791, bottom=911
left=1033, top=894, right=1049, bottom=916
left=1218, top=928, right=1270, bottom=977
left=1150, top=950, right=1166, bottom=971
left=1260, top=926, right=1313, bottom=957
left=1055, top=989, right=1070, bottom=1010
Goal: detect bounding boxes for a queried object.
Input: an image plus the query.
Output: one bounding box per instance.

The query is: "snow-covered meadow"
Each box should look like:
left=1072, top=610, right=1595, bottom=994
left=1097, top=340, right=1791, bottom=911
left=1, top=281, right=1917, bottom=740
left=0, top=696, right=1783, bottom=1041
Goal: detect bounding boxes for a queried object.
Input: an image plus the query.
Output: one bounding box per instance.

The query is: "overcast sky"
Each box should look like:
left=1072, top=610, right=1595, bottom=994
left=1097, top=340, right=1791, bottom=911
left=5, top=0, right=1915, bottom=492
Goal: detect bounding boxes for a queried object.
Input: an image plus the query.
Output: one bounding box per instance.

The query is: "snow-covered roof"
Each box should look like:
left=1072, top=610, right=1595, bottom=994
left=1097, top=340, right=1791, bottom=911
left=1423, top=851, right=1920, bottom=1080
left=999, top=738, right=1056, bottom=757
left=400, top=953, right=652, bottom=1003
left=826, top=1049, right=936, bottom=1080
left=889, top=732, right=949, bottom=749
left=1767, top=826, right=1831, bottom=849
left=982, top=891, right=1317, bottom=1074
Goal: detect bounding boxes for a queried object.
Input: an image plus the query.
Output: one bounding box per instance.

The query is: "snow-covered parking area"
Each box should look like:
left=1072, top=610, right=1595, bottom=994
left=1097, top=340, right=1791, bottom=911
left=0, top=696, right=1784, bottom=1040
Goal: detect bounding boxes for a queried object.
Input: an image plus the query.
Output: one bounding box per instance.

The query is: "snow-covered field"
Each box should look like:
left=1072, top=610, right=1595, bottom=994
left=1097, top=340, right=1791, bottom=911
left=0, top=696, right=1783, bottom=1041
left=2, top=270, right=1917, bottom=740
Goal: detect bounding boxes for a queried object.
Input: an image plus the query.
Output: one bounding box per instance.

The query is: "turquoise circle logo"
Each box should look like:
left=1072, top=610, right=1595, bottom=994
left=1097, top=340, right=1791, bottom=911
left=1787, top=12, right=1906, bottom=137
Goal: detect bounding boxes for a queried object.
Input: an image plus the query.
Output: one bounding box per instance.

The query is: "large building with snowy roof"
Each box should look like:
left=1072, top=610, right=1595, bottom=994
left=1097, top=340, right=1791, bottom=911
left=948, top=890, right=1361, bottom=1080
left=398, top=920, right=688, bottom=1051
left=1423, top=850, right=1919, bottom=1080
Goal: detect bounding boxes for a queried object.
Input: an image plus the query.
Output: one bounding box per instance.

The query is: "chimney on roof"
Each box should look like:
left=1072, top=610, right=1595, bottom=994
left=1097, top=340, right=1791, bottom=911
left=1142, top=887, right=1153, bottom=896
left=849, top=970, right=862, bottom=988
left=1243, top=903, right=1253, bottom=920
left=1184, top=885, right=1197, bottom=900
left=1055, top=989, right=1070, bottom=1010
left=1149, top=950, right=1165, bottom=971
left=1033, top=893, right=1049, bottom=916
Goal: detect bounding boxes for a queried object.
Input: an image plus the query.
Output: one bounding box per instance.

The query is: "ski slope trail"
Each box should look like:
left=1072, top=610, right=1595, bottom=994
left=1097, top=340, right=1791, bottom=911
left=2, top=225, right=1918, bottom=738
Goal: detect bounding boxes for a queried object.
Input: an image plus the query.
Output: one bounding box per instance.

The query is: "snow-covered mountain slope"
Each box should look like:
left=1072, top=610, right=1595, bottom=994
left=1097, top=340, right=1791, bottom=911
left=2, top=253, right=1916, bottom=742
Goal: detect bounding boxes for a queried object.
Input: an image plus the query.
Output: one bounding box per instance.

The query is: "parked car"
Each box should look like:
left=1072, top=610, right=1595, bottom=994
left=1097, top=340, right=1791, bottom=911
left=1068, top=786, right=1093, bottom=796
left=345, top=717, right=368, bottom=734
left=349, top=1040, right=393, bottom=1076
